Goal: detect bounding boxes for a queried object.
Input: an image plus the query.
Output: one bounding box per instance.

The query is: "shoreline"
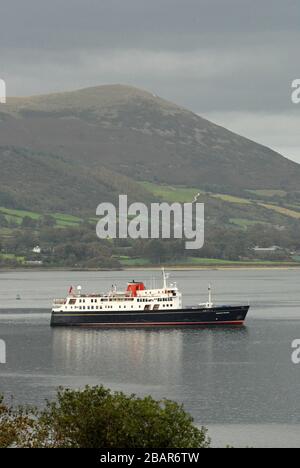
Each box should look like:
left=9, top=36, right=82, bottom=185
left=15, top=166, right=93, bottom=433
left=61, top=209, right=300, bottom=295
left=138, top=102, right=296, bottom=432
left=0, top=264, right=300, bottom=273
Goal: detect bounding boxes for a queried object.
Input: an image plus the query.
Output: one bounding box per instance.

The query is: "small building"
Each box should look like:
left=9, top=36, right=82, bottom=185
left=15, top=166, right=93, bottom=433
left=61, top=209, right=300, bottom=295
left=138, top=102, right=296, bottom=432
left=32, top=246, right=41, bottom=254
left=253, top=245, right=282, bottom=253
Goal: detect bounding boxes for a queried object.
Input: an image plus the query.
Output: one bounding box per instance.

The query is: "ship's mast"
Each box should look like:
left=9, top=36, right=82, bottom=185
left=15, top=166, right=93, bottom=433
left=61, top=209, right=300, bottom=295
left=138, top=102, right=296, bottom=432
left=207, top=284, right=213, bottom=308
left=162, top=268, right=167, bottom=289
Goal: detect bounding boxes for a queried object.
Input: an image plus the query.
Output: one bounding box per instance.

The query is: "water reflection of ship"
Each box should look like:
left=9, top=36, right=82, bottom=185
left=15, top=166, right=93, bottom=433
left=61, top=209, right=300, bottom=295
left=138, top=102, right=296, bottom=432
left=52, top=328, right=184, bottom=384
left=51, top=326, right=249, bottom=398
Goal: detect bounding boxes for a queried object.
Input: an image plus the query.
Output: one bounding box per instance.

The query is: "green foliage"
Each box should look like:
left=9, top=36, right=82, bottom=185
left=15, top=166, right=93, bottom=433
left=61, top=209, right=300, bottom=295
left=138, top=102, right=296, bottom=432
left=0, top=396, right=38, bottom=448
left=0, top=387, right=210, bottom=449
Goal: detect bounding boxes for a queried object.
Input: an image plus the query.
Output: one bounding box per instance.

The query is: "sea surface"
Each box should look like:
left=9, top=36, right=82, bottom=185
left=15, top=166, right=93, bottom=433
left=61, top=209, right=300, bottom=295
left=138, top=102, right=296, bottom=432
left=1, top=268, right=300, bottom=448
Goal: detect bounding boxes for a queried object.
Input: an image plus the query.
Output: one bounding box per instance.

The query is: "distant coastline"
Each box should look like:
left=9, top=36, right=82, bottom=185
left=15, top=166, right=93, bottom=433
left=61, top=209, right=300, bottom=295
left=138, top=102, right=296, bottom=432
left=1, top=263, right=300, bottom=273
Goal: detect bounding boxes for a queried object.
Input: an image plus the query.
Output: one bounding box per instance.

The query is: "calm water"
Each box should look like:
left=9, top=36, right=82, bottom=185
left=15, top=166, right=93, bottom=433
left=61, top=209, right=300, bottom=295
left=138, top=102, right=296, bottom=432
left=1, top=269, right=300, bottom=448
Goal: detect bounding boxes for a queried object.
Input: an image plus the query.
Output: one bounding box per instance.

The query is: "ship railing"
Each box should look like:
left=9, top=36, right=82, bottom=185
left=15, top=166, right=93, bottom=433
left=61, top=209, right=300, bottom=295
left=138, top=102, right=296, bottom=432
left=53, top=299, right=66, bottom=305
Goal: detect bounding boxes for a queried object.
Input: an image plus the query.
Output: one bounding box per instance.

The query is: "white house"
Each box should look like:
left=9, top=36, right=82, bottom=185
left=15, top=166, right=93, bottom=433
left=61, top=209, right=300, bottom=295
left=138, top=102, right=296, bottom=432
left=253, top=245, right=282, bottom=253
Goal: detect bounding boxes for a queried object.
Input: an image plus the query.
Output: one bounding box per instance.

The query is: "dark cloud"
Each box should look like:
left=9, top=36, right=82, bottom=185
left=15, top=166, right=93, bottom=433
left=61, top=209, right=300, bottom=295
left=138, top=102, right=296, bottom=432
left=0, top=0, right=299, bottom=160
left=1, top=0, right=300, bottom=50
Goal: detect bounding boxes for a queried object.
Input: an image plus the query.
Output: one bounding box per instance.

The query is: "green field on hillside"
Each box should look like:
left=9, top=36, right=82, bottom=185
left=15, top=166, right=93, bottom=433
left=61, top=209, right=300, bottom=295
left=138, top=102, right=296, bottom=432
left=247, top=189, right=287, bottom=198
left=140, top=182, right=201, bottom=203
left=0, top=207, right=83, bottom=227
left=0, top=253, right=25, bottom=263
left=259, top=203, right=300, bottom=219
left=211, top=193, right=252, bottom=205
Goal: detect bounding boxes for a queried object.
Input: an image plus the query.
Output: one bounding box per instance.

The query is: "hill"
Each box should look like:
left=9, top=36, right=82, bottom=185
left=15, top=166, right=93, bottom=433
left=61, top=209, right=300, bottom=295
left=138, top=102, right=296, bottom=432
left=1, top=85, right=300, bottom=268
left=0, top=84, right=300, bottom=207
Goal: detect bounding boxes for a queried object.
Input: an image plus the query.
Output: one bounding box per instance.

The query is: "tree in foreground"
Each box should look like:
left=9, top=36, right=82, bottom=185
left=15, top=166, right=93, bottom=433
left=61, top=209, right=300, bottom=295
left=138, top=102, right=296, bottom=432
left=0, top=386, right=210, bottom=448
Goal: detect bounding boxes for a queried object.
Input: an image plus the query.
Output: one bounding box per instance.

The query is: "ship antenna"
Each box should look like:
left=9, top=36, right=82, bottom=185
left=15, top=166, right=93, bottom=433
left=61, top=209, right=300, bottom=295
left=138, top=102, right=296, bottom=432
left=162, top=268, right=170, bottom=289
left=162, top=267, right=167, bottom=289
left=208, top=284, right=213, bottom=308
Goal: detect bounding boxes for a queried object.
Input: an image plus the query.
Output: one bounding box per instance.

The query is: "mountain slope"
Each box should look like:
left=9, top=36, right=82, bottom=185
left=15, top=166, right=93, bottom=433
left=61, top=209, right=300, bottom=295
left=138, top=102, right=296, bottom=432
left=0, top=145, right=154, bottom=214
left=0, top=84, right=300, bottom=215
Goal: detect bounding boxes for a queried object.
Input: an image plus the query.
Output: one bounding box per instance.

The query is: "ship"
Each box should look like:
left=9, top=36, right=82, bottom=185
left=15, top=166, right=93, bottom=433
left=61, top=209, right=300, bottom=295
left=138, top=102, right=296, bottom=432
left=50, top=269, right=249, bottom=327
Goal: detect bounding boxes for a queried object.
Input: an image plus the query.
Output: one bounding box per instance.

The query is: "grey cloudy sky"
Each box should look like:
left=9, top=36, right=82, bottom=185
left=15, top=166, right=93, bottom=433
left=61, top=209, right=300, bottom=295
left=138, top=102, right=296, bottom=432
left=1, top=0, right=300, bottom=161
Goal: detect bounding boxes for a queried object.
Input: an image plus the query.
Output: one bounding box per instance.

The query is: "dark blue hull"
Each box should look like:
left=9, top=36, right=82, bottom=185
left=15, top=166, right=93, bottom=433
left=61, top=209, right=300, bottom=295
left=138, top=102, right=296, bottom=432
left=50, top=305, right=249, bottom=327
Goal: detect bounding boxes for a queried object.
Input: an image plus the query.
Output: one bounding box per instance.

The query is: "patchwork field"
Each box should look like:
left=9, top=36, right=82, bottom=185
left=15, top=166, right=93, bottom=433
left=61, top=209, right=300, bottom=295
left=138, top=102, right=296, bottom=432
left=0, top=207, right=83, bottom=227
left=139, top=182, right=201, bottom=203
left=258, top=203, right=300, bottom=219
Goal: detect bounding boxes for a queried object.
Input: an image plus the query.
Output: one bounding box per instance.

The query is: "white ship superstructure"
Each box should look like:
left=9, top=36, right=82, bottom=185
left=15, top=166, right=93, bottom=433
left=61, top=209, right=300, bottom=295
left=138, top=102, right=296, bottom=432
left=52, top=269, right=182, bottom=314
